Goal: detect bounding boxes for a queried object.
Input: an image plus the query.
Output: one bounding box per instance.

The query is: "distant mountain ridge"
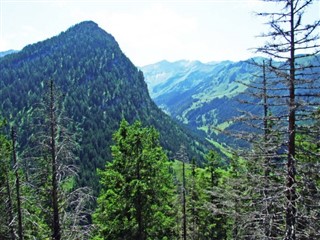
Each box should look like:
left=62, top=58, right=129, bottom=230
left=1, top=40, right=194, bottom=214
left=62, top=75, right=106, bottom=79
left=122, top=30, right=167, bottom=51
left=142, top=56, right=320, bottom=146
left=0, top=21, right=210, bottom=192
left=142, top=59, right=259, bottom=122
left=143, top=60, right=212, bottom=95
left=0, top=50, right=18, bottom=57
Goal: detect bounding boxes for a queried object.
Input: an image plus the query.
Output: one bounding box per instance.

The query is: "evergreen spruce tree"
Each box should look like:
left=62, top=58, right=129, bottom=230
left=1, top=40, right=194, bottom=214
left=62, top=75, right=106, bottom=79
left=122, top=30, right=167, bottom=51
left=188, top=158, right=200, bottom=240
left=194, top=149, right=230, bottom=239
left=204, top=150, right=228, bottom=239
left=93, top=120, right=178, bottom=240
left=0, top=118, right=15, bottom=239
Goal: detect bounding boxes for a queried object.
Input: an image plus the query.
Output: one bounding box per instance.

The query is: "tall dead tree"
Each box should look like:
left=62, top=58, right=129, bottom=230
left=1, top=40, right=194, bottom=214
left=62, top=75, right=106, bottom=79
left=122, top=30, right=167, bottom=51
left=27, top=80, right=92, bottom=239
left=182, top=161, right=187, bottom=240
left=176, top=145, right=189, bottom=240
left=232, top=57, right=285, bottom=238
left=256, top=0, right=320, bottom=239
left=49, top=80, right=61, bottom=240
left=189, top=157, right=199, bottom=240
left=12, top=127, right=24, bottom=240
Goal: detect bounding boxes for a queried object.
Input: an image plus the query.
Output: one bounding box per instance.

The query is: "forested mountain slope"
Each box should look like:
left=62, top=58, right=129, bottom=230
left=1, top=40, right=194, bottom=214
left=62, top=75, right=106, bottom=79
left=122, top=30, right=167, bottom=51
left=0, top=21, right=210, bottom=191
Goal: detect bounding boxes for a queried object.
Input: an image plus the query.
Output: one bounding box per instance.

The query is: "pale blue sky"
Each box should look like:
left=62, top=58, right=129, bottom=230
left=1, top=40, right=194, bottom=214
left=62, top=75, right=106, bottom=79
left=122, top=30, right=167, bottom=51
left=0, top=0, right=319, bottom=66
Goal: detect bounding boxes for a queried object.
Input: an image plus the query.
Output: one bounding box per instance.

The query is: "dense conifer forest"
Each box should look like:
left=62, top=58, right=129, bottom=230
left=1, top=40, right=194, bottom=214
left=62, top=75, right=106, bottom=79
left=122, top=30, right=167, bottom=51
left=0, top=0, right=319, bottom=239
left=0, top=21, right=211, bottom=195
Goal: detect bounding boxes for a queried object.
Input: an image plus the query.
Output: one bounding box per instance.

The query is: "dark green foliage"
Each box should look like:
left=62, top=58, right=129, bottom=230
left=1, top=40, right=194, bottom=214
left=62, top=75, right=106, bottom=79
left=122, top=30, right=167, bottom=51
left=0, top=118, right=50, bottom=239
left=0, top=21, right=209, bottom=195
left=172, top=150, right=230, bottom=239
left=295, top=110, right=320, bottom=238
left=0, top=118, right=14, bottom=239
left=203, top=150, right=228, bottom=239
left=93, top=120, right=178, bottom=239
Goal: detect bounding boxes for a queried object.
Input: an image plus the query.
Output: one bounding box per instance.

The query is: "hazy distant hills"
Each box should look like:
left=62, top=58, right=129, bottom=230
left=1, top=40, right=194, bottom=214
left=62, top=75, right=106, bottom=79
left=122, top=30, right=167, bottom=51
left=0, top=50, right=18, bottom=57
left=0, top=21, right=211, bottom=192
left=142, top=56, right=319, bottom=146
left=142, top=60, right=260, bottom=142
left=142, top=59, right=259, bottom=116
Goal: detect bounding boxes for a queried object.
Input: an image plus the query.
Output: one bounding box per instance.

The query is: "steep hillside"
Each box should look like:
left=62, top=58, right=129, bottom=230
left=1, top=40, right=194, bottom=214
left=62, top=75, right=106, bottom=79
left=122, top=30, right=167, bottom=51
left=0, top=21, right=210, bottom=192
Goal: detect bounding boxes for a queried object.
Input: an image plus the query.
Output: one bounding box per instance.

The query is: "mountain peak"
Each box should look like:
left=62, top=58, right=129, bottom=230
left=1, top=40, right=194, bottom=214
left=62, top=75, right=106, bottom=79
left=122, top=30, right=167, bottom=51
left=66, top=20, right=101, bottom=33
left=0, top=22, right=210, bottom=191
left=61, top=20, right=116, bottom=43
left=75, top=20, right=98, bottom=27
left=14, top=20, right=120, bottom=67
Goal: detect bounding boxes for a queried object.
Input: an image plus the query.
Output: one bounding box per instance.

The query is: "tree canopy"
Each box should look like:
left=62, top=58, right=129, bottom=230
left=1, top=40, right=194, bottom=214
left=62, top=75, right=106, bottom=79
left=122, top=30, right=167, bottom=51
left=93, top=120, right=178, bottom=240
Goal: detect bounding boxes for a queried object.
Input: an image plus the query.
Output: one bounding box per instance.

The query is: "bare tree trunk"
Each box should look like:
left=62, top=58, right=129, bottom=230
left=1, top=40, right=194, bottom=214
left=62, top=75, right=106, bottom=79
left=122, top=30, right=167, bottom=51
left=190, top=158, right=197, bottom=240
left=285, top=2, right=297, bottom=239
left=255, top=0, right=320, bottom=238
left=182, top=161, right=187, bottom=240
left=210, top=161, right=215, bottom=239
left=5, top=169, right=15, bottom=240
left=136, top=153, right=144, bottom=240
left=262, top=61, right=273, bottom=238
left=12, top=127, right=23, bottom=240
left=176, top=145, right=188, bottom=240
left=49, top=80, right=61, bottom=240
